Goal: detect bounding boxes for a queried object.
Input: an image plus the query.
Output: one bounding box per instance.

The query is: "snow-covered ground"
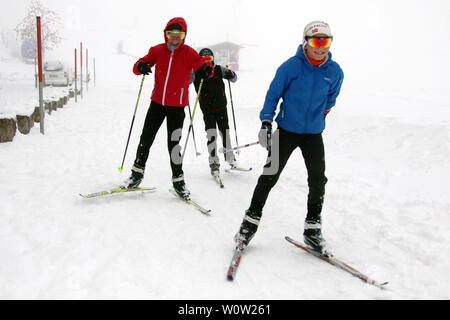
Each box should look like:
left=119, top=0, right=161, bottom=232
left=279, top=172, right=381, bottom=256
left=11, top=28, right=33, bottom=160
left=1, top=46, right=449, bottom=299
left=1, top=0, right=450, bottom=300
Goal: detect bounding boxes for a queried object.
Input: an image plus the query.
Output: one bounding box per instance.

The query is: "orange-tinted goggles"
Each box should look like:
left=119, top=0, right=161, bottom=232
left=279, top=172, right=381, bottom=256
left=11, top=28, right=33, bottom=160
left=166, top=30, right=186, bottom=40
left=306, top=36, right=333, bottom=48
left=201, top=55, right=214, bottom=63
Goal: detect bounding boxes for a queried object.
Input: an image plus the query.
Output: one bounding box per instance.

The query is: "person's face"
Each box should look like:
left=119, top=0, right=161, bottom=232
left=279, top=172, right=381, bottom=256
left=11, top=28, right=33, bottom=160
left=166, top=29, right=185, bottom=46
left=304, top=34, right=332, bottom=61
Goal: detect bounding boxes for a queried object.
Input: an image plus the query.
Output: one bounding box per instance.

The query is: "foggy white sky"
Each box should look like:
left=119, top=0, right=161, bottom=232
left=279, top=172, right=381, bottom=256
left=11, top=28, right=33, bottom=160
left=2, top=0, right=450, bottom=92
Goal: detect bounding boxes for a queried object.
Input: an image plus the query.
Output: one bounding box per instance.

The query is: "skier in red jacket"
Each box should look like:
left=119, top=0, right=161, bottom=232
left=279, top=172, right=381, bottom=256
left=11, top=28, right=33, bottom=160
left=123, top=17, right=212, bottom=199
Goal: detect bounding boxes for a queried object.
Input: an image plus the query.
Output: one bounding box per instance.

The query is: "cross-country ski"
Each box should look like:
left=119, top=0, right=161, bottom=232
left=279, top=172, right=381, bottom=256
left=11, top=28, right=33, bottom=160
left=168, top=188, right=212, bottom=215
left=79, top=187, right=156, bottom=198
left=1, top=3, right=448, bottom=301
left=226, top=243, right=245, bottom=281
left=285, top=236, right=388, bottom=289
left=212, top=172, right=224, bottom=188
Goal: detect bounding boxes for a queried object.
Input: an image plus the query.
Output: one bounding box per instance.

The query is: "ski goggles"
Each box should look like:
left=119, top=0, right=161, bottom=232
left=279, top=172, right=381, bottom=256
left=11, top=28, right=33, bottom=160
left=305, top=36, right=333, bottom=48
left=166, top=30, right=186, bottom=40
left=201, top=55, right=214, bottom=63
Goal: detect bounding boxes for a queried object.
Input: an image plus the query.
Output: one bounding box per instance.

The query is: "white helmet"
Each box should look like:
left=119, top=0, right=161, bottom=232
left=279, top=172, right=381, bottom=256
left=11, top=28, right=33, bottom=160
left=303, top=20, right=332, bottom=47
left=303, top=20, right=332, bottom=38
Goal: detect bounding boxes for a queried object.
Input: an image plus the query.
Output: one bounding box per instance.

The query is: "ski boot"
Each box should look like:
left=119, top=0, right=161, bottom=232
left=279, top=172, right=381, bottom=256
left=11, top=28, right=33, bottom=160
left=228, top=159, right=239, bottom=170
left=234, top=209, right=261, bottom=249
left=210, top=163, right=220, bottom=176
left=122, top=165, right=144, bottom=189
left=172, top=174, right=190, bottom=200
left=303, top=220, right=332, bottom=257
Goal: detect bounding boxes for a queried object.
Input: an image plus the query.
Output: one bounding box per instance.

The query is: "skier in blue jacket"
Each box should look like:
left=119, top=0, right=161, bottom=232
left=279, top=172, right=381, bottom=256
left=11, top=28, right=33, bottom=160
left=234, top=21, right=344, bottom=255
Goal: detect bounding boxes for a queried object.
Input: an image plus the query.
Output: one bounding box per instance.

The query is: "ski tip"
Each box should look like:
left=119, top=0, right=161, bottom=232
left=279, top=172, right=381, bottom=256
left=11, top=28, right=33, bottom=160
left=118, top=166, right=123, bottom=173
left=226, top=268, right=235, bottom=281
left=371, top=281, right=389, bottom=290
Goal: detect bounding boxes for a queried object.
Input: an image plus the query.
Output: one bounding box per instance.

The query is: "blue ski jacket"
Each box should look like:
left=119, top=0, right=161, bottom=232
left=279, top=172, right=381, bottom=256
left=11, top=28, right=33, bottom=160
left=260, top=45, right=344, bottom=134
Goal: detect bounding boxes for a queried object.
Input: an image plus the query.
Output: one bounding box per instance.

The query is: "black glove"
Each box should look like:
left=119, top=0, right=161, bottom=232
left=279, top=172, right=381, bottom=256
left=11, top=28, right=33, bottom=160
left=197, top=64, right=212, bottom=79
left=137, top=62, right=152, bottom=75
left=258, top=120, right=272, bottom=151
left=223, top=69, right=235, bottom=80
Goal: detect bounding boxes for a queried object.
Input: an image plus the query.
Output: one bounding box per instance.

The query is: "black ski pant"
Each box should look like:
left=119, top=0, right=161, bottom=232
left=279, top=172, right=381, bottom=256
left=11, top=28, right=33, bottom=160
left=249, top=128, right=328, bottom=223
left=202, top=109, right=235, bottom=167
left=133, top=101, right=186, bottom=178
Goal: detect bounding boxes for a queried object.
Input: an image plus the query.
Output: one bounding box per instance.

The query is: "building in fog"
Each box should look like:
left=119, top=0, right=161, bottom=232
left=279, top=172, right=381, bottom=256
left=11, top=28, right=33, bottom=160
left=198, top=41, right=244, bottom=71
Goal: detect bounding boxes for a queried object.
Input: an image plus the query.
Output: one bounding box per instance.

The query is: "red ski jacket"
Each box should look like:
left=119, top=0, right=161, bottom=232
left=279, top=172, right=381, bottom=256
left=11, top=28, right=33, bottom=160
left=133, top=17, right=206, bottom=107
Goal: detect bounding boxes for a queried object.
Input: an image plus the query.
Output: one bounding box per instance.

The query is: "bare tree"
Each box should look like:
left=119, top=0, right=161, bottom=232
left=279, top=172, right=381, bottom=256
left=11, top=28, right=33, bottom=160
left=15, top=0, right=62, bottom=51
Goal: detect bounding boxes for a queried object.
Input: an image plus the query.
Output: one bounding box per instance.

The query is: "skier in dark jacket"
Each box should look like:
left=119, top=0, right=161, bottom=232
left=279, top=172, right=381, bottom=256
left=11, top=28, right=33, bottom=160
left=192, top=48, right=238, bottom=176
left=123, top=17, right=211, bottom=199
left=234, top=21, right=344, bottom=255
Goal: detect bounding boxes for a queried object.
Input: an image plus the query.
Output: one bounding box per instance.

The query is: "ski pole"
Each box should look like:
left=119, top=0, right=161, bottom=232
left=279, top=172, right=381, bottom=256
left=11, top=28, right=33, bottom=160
left=220, top=141, right=260, bottom=154
left=188, top=102, right=201, bottom=156
left=181, top=78, right=204, bottom=161
left=226, top=66, right=240, bottom=154
left=118, top=75, right=146, bottom=172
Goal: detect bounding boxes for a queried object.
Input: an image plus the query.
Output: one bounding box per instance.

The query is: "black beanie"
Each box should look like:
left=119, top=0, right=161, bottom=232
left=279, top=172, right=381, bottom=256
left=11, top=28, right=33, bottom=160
left=199, top=48, right=213, bottom=57
left=167, top=23, right=183, bottom=31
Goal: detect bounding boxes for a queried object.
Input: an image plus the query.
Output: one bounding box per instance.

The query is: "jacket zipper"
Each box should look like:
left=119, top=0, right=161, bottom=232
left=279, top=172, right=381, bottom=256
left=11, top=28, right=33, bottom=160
left=162, top=51, right=174, bottom=106
left=179, top=88, right=184, bottom=105
left=306, top=71, right=316, bottom=132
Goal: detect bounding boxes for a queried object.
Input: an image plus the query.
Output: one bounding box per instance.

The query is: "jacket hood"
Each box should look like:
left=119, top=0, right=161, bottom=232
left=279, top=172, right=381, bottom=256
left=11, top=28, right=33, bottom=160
left=164, top=17, right=187, bottom=45
left=296, top=45, right=332, bottom=67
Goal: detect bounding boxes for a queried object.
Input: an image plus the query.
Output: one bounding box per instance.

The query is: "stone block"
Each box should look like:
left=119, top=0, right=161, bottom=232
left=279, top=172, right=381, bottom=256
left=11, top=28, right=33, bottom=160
left=0, top=118, right=17, bottom=143
left=16, top=114, right=34, bottom=135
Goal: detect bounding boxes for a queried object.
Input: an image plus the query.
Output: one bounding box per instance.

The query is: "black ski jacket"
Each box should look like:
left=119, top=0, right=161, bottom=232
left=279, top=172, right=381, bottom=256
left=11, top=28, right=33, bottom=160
left=192, top=65, right=237, bottom=113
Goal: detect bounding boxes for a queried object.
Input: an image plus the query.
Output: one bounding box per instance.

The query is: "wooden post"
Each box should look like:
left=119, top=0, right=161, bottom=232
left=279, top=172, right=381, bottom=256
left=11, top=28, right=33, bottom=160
left=36, top=16, right=44, bottom=134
